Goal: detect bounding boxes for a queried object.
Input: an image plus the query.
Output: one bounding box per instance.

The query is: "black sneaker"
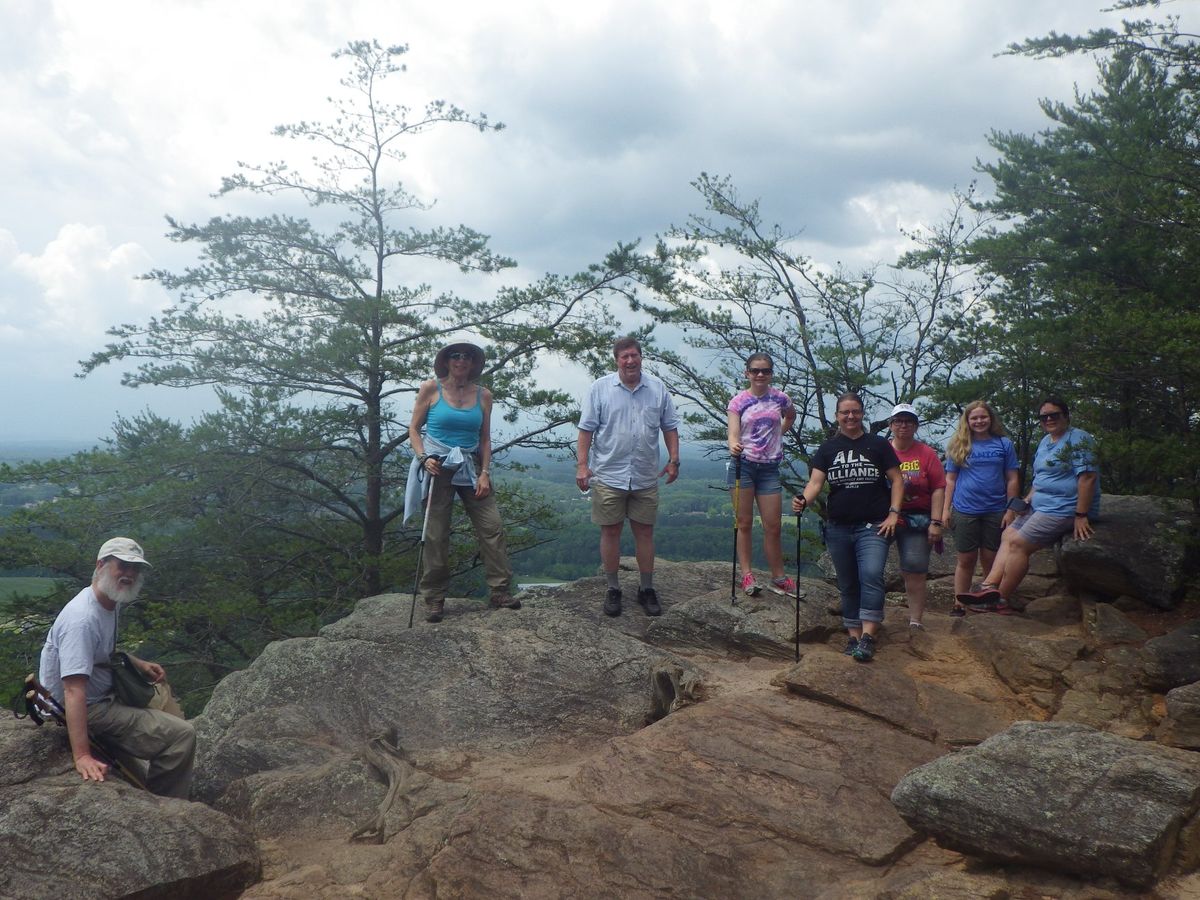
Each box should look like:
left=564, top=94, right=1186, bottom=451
left=603, top=588, right=622, bottom=617
left=637, top=587, right=662, bottom=616
left=843, top=636, right=859, bottom=656
left=852, top=633, right=876, bottom=663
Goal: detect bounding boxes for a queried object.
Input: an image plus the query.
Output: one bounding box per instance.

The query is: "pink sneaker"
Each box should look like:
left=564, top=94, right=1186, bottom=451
left=740, top=572, right=761, bottom=596
left=770, top=576, right=797, bottom=595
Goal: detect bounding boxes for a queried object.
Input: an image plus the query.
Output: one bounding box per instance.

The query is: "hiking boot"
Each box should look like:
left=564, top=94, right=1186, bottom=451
left=852, top=632, right=877, bottom=663
left=638, top=587, right=662, bottom=616
left=425, top=600, right=445, bottom=623
left=740, top=572, right=761, bottom=596
left=843, top=636, right=859, bottom=656
left=770, top=575, right=797, bottom=595
left=603, top=588, right=622, bottom=617
left=489, top=593, right=522, bottom=610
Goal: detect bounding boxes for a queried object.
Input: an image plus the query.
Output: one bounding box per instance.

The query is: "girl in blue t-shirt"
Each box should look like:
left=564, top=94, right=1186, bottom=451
left=941, top=400, right=1019, bottom=613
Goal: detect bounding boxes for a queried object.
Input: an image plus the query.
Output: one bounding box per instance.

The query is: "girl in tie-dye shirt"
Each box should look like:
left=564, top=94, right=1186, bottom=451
left=727, top=352, right=796, bottom=596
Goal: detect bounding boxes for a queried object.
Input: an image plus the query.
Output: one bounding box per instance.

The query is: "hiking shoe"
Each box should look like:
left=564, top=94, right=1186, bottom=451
left=991, top=602, right=1016, bottom=616
left=425, top=600, right=445, bottom=623
left=852, top=633, right=877, bottom=663
left=770, top=575, right=797, bottom=595
left=843, top=636, right=859, bottom=656
left=961, top=585, right=1002, bottom=605
left=740, top=572, right=761, bottom=596
left=638, top=587, right=662, bottom=616
left=603, top=588, right=622, bottom=617
left=949, top=605, right=966, bottom=618
left=489, top=593, right=522, bottom=610
left=909, top=621, right=925, bottom=631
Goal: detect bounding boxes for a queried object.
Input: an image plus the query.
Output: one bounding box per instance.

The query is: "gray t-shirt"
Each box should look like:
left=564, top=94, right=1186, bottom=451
left=39, top=585, right=116, bottom=706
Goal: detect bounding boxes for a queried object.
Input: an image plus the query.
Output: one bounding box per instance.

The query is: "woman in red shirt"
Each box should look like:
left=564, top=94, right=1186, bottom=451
left=888, top=404, right=946, bottom=629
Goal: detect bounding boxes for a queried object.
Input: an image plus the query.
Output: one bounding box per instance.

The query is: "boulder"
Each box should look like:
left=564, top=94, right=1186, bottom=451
left=1144, top=620, right=1200, bottom=692
left=0, top=716, right=260, bottom=900
left=1157, top=682, right=1200, bottom=750
left=194, top=601, right=700, bottom=806
left=1022, top=594, right=1080, bottom=627
left=1059, top=495, right=1196, bottom=609
left=892, top=721, right=1200, bottom=887
left=1084, top=600, right=1149, bottom=645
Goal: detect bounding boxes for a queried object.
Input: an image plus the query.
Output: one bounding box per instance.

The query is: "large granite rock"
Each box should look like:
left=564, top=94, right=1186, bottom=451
left=1059, top=494, right=1196, bottom=609
left=892, top=721, right=1200, bottom=888
left=961, top=615, right=1085, bottom=709
left=1144, top=620, right=1200, bottom=692
left=1157, top=682, right=1200, bottom=750
left=0, top=716, right=260, bottom=900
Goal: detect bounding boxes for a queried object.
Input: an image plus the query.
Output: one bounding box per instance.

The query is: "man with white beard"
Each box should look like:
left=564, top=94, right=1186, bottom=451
left=39, top=537, right=195, bottom=798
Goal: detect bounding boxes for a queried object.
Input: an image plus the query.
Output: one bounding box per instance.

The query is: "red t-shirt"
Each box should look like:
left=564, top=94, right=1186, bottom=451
left=890, top=440, right=946, bottom=513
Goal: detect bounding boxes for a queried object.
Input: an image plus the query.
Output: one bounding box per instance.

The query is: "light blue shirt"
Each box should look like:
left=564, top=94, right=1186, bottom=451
left=579, top=372, right=680, bottom=490
left=1032, top=426, right=1101, bottom=518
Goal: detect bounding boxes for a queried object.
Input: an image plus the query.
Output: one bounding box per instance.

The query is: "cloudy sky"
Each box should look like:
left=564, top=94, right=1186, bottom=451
left=0, top=0, right=1177, bottom=444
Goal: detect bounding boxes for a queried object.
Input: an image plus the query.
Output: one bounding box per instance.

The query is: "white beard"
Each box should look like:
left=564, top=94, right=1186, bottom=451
left=96, top=566, right=144, bottom=607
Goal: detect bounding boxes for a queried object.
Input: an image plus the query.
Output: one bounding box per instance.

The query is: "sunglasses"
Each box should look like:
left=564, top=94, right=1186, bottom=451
left=1039, top=412, right=1063, bottom=422
left=447, top=351, right=474, bottom=361
left=748, top=367, right=773, bottom=376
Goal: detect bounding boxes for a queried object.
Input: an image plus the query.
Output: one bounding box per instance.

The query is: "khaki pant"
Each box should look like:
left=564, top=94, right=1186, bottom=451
left=419, top=472, right=513, bottom=604
left=87, top=686, right=195, bottom=798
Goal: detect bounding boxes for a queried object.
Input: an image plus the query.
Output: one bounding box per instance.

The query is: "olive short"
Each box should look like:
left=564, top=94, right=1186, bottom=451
left=951, top=510, right=1003, bottom=553
left=590, top=481, right=659, bottom=526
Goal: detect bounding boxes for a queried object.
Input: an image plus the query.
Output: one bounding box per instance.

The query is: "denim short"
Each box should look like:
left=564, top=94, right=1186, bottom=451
left=895, top=514, right=932, bottom=573
left=726, top=458, right=782, bottom=495
left=1011, top=510, right=1075, bottom=547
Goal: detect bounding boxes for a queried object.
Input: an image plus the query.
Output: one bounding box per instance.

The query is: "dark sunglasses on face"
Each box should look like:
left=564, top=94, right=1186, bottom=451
left=748, top=367, right=773, bottom=376
left=448, top=351, right=473, bottom=361
left=1039, top=412, right=1063, bottom=422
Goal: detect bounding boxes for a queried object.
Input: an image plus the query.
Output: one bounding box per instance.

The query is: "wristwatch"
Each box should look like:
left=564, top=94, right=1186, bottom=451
left=669, top=459, right=680, bottom=467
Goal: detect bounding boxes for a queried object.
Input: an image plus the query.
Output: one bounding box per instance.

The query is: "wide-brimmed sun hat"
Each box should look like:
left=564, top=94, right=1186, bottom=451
left=433, top=339, right=485, bottom=380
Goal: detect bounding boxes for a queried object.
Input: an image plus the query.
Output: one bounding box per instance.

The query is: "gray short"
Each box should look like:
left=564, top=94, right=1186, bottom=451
left=952, top=510, right=1003, bottom=553
left=1011, top=510, right=1075, bottom=547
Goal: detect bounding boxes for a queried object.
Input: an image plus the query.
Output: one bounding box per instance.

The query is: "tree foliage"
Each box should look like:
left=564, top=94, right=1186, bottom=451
left=74, top=41, right=659, bottom=597
left=639, top=173, right=991, bottom=484
left=970, top=9, right=1200, bottom=500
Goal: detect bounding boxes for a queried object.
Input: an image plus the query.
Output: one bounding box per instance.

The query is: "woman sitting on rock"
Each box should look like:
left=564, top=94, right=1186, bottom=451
left=792, top=392, right=903, bottom=663
left=406, top=339, right=519, bottom=623
left=962, top=396, right=1100, bottom=614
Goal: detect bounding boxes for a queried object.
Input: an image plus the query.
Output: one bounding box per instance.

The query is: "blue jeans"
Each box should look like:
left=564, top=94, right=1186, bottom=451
left=824, top=521, right=892, bottom=629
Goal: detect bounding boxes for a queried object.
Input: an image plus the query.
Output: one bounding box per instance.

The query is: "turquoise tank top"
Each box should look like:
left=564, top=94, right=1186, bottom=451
left=426, top=383, right=483, bottom=448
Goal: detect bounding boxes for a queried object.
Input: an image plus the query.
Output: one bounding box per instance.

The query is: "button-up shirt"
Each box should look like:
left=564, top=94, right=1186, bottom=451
left=578, top=372, right=680, bottom=490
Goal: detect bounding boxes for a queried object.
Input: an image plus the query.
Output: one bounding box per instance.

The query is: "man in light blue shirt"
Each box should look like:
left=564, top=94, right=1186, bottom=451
left=576, top=336, right=681, bottom=618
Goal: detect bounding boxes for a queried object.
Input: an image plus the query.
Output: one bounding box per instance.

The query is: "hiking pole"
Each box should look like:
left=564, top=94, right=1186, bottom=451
left=730, top=454, right=742, bottom=606
left=408, top=469, right=438, bottom=629
left=795, top=510, right=803, bottom=662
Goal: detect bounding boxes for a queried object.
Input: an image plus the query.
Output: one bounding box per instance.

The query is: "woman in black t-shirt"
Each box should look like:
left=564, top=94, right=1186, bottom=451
left=792, top=393, right=903, bottom=663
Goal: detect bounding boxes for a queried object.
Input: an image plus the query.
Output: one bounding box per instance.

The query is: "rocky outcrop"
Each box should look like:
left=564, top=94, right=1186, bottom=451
left=0, top=715, right=260, bottom=900
left=1158, top=682, right=1200, bottom=750
left=1059, top=495, right=1196, bottom=609
left=892, top=721, right=1200, bottom=888
left=1145, top=620, right=1200, bottom=692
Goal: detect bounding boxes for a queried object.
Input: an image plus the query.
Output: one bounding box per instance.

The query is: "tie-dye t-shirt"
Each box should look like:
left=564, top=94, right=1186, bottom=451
left=727, top=388, right=794, bottom=463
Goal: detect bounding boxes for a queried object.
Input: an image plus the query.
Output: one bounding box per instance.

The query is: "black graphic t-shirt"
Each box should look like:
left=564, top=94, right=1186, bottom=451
left=810, top=432, right=901, bottom=524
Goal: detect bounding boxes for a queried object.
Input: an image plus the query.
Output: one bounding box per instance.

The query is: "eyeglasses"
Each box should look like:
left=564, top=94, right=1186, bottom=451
left=748, top=367, right=773, bottom=376
left=1039, top=412, right=1063, bottom=422
left=836, top=409, right=862, bottom=417
left=890, top=418, right=917, bottom=427
left=448, top=351, right=473, bottom=361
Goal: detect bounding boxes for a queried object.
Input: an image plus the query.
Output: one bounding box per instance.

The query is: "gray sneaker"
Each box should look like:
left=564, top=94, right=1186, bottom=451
left=852, top=633, right=877, bottom=663
left=425, top=600, right=445, bottom=623
left=843, top=636, right=859, bottom=656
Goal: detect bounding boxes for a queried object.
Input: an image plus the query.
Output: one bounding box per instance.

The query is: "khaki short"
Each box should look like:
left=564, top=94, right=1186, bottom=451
left=591, top=481, right=659, bottom=526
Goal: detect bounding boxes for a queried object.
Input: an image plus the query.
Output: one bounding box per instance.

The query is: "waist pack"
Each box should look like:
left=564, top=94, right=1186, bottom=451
left=104, top=652, right=157, bottom=708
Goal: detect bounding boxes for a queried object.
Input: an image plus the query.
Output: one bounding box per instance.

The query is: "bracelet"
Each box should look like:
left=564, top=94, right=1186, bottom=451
left=1074, top=512, right=1088, bottom=518
left=888, top=507, right=901, bottom=514
left=930, top=519, right=943, bottom=527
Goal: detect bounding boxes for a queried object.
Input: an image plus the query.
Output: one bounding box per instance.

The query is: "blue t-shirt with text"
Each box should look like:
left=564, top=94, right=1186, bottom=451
left=945, top=436, right=1018, bottom=515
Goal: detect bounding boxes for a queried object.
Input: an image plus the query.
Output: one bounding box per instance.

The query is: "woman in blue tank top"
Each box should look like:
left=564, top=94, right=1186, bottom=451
left=408, top=339, right=517, bottom=622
